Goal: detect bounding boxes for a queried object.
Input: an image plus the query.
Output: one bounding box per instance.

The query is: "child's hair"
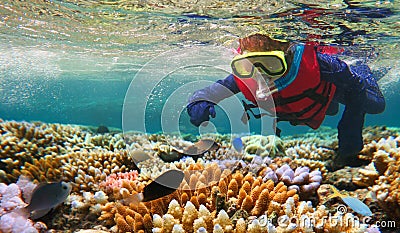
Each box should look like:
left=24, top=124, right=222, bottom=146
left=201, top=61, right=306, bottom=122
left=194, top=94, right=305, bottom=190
left=239, top=33, right=290, bottom=53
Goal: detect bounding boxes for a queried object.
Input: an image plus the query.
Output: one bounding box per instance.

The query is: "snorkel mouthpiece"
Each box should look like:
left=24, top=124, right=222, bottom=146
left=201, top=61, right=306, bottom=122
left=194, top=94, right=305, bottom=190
left=255, top=74, right=269, bottom=101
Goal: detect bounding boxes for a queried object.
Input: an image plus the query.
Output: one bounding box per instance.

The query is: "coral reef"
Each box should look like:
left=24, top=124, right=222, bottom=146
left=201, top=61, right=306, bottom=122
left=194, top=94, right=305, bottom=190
left=352, top=164, right=380, bottom=188
left=362, top=126, right=400, bottom=144
left=0, top=121, right=85, bottom=183
left=282, top=126, right=338, bottom=149
left=97, top=160, right=304, bottom=232
left=4, top=148, right=138, bottom=192
left=61, top=149, right=137, bottom=192
left=369, top=136, right=400, bottom=221
left=0, top=121, right=128, bottom=184
left=262, top=164, right=322, bottom=196
left=1, top=120, right=399, bottom=232
left=99, top=171, right=139, bottom=194
left=87, top=133, right=126, bottom=151
left=285, top=143, right=335, bottom=161
left=241, top=135, right=286, bottom=158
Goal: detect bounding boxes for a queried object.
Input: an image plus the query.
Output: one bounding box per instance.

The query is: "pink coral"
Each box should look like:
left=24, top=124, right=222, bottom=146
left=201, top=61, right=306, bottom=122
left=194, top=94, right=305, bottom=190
left=263, top=164, right=322, bottom=195
left=0, top=183, right=27, bottom=214
left=99, top=171, right=139, bottom=193
left=0, top=212, right=39, bottom=233
left=0, top=179, right=46, bottom=233
left=366, top=225, right=381, bottom=233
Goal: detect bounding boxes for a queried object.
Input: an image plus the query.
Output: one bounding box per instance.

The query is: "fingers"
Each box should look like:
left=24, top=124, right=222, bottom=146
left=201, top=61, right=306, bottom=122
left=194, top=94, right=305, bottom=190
left=187, top=101, right=216, bottom=127
left=209, top=105, right=216, bottom=118
left=190, top=118, right=201, bottom=127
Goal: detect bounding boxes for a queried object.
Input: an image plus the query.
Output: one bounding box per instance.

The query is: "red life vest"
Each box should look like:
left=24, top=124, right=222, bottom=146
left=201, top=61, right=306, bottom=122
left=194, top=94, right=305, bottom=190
left=234, top=45, right=336, bottom=129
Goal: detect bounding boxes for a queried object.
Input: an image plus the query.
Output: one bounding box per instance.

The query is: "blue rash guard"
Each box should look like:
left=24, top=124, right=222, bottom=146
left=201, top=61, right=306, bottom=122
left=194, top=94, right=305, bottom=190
left=317, top=53, right=385, bottom=159
left=187, top=48, right=386, bottom=164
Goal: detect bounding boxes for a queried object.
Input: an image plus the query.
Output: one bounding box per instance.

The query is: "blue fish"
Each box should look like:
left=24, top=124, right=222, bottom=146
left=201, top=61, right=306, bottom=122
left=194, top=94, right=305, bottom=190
left=232, top=137, right=244, bottom=153
left=329, top=185, right=372, bottom=216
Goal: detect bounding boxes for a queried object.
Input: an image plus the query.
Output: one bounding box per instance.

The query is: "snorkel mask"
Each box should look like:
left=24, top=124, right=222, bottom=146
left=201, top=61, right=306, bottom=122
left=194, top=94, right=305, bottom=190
left=231, top=51, right=288, bottom=100
left=231, top=51, right=287, bottom=79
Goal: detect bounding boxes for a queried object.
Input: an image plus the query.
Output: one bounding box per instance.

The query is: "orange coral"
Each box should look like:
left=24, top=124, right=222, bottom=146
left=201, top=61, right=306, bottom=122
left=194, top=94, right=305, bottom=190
left=251, top=189, right=270, bottom=215
left=241, top=195, right=253, bottom=213
left=115, top=213, right=132, bottom=232
left=243, top=173, right=254, bottom=184
left=250, top=185, right=261, bottom=202
left=218, top=179, right=228, bottom=195
left=143, top=213, right=153, bottom=231
left=99, top=161, right=305, bottom=232
left=134, top=213, right=144, bottom=232
left=232, top=171, right=244, bottom=187
left=241, top=181, right=251, bottom=194
left=190, top=195, right=200, bottom=209
left=237, top=189, right=247, bottom=208
left=181, top=192, right=189, bottom=206
left=227, top=179, right=239, bottom=197
left=198, top=193, right=208, bottom=206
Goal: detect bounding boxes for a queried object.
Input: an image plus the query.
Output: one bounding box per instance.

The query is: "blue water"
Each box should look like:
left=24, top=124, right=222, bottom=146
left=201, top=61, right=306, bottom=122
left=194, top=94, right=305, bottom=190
left=1, top=65, right=398, bottom=136
left=1, top=0, right=399, bottom=136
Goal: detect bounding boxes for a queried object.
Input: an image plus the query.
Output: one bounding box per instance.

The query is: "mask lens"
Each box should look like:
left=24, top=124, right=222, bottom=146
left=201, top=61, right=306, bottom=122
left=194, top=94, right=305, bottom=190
left=231, top=58, right=254, bottom=77
left=248, top=56, right=285, bottom=76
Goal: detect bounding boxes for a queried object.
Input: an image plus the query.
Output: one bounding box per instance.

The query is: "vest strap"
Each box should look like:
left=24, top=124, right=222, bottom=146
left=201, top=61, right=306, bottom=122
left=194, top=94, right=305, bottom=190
left=240, top=100, right=282, bottom=136
left=275, top=82, right=329, bottom=106
left=241, top=100, right=272, bottom=121
left=277, top=82, right=333, bottom=125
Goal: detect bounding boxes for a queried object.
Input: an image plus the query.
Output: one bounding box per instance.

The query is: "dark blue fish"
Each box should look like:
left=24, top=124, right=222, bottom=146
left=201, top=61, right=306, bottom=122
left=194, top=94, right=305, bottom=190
left=123, top=170, right=184, bottom=205
left=26, top=181, right=72, bottom=219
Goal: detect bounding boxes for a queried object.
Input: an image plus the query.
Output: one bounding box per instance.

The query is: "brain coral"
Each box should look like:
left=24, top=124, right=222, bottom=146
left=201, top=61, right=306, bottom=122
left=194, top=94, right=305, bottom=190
left=241, top=135, right=286, bottom=158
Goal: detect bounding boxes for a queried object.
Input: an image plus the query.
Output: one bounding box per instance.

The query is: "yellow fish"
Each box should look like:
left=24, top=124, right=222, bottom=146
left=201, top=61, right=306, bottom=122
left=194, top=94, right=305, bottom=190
left=329, top=185, right=372, bottom=216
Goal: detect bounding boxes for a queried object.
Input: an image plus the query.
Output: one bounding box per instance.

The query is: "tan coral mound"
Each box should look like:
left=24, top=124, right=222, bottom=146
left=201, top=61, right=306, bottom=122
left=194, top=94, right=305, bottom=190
left=241, top=135, right=286, bottom=158
left=0, top=121, right=88, bottom=182
left=0, top=121, right=123, bottom=182
left=1, top=148, right=137, bottom=192
left=370, top=136, right=400, bottom=220
left=0, top=120, right=138, bottom=193
left=285, top=143, right=335, bottom=162
left=62, top=149, right=137, bottom=192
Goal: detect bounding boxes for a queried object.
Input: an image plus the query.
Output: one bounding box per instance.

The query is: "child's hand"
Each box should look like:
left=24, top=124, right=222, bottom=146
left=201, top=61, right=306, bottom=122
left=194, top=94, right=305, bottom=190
left=187, top=101, right=216, bottom=127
